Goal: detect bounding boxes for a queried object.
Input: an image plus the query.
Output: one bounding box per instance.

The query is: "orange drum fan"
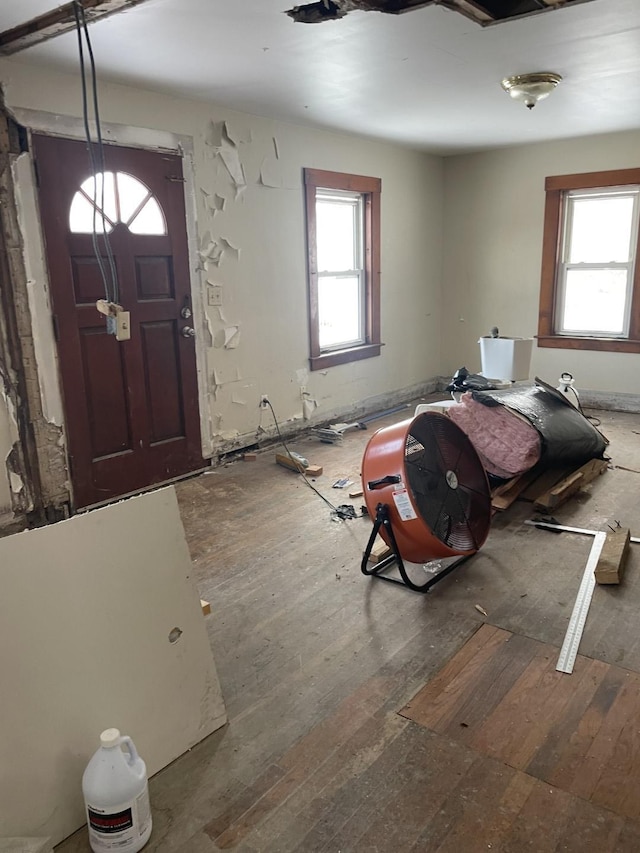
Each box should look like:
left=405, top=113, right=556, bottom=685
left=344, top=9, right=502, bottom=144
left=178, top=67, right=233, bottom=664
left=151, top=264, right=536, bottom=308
left=361, top=412, right=492, bottom=592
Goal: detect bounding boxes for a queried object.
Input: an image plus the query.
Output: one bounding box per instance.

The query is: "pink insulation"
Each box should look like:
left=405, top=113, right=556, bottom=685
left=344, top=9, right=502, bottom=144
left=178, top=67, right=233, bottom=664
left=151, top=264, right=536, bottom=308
left=448, top=394, right=541, bottom=478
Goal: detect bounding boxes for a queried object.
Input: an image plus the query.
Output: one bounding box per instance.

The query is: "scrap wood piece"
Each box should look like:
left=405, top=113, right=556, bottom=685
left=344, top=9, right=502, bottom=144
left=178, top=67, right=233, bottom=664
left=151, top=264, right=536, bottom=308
left=534, top=458, right=608, bottom=511
left=275, top=453, right=322, bottom=476
left=365, top=538, right=392, bottom=563
left=490, top=467, right=541, bottom=512
left=200, top=599, right=211, bottom=616
left=520, top=465, right=574, bottom=502
left=594, top=527, right=631, bottom=585
left=0, top=0, right=154, bottom=55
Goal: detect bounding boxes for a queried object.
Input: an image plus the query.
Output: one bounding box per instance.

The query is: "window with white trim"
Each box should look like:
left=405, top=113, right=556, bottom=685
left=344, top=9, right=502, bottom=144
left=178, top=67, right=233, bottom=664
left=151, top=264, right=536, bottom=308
left=556, top=187, right=639, bottom=337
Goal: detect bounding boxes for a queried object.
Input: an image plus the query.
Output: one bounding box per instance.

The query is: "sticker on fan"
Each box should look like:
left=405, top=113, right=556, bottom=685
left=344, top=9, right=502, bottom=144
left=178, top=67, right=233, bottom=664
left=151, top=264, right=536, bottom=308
left=392, top=488, right=417, bottom=521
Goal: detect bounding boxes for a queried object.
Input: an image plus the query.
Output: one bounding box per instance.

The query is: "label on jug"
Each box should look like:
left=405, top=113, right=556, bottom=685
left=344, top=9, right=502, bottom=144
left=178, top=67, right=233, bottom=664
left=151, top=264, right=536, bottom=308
left=86, top=788, right=151, bottom=850
left=88, top=806, right=133, bottom=834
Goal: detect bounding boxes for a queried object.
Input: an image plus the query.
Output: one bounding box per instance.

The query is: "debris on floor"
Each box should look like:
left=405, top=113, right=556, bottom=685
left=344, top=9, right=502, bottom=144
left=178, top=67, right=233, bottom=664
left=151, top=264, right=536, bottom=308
left=275, top=451, right=322, bottom=476
left=595, top=526, right=631, bottom=585
left=332, top=478, right=354, bottom=489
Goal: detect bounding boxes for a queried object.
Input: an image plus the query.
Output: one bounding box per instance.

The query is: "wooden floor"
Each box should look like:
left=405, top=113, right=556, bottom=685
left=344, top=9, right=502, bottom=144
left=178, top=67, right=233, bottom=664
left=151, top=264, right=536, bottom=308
left=402, top=624, right=640, bottom=831
left=55, top=403, right=640, bottom=852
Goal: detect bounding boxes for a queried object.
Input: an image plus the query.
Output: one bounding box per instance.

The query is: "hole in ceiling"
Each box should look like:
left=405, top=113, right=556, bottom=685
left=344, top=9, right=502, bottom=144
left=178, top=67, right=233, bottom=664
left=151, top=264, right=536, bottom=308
left=286, top=0, right=598, bottom=26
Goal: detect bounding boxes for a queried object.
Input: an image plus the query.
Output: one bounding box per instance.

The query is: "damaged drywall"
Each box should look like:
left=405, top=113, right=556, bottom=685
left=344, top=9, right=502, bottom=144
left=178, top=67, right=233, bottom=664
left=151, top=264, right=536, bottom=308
left=0, top=387, right=18, bottom=512
left=0, top=102, right=70, bottom=521
left=13, top=152, right=64, bottom=428
left=1, top=62, right=451, bottom=465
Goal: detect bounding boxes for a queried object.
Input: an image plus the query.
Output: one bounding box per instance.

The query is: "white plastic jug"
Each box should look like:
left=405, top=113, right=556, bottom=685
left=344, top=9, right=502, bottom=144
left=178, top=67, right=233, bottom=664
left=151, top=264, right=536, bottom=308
left=82, top=728, right=152, bottom=853
left=556, top=372, right=581, bottom=409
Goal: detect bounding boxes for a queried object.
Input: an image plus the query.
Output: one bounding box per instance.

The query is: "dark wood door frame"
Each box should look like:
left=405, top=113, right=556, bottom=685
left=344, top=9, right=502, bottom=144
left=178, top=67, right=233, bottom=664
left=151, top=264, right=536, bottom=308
left=33, top=134, right=205, bottom=509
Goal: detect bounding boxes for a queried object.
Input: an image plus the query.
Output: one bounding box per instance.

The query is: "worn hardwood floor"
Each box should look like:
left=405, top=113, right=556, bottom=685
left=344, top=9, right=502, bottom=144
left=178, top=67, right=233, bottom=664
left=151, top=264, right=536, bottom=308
left=56, top=403, right=640, bottom=851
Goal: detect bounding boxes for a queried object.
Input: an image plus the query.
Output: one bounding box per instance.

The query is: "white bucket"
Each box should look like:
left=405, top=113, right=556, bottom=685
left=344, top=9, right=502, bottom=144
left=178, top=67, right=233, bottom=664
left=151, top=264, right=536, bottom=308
left=479, top=336, right=533, bottom=382
left=82, top=728, right=152, bottom=853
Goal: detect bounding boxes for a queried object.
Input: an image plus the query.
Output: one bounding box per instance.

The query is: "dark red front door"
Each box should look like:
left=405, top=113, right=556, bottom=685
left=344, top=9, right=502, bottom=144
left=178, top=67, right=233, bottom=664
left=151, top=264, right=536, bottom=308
left=33, top=134, right=203, bottom=508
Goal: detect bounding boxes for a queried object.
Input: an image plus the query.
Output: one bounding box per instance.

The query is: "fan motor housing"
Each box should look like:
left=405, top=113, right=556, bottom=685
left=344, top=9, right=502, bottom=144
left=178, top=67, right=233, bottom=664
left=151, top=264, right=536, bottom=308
left=362, top=412, right=491, bottom=563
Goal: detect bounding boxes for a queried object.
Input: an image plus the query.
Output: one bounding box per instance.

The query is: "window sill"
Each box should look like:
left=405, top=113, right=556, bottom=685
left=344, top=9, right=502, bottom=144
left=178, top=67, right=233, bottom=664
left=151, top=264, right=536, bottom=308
left=537, top=335, right=640, bottom=354
left=310, top=343, right=382, bottom=371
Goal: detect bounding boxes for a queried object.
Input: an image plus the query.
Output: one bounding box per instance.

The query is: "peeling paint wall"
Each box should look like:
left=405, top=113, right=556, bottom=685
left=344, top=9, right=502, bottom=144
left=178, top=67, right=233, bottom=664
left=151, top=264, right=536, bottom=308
left=0, top=392, right=15, bottom=511
left=0, top=58, right=444, bottom=458
left=12, top=151, right=65, bottom=427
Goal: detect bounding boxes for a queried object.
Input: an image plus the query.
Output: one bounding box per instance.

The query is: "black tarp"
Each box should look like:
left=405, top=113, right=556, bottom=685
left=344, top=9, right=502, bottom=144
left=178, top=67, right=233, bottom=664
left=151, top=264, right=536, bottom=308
left=471, top=377, right=608, bottom=467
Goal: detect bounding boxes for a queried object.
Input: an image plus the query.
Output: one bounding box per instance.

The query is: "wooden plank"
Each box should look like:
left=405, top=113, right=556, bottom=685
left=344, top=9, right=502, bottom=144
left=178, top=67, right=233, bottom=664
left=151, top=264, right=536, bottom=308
left=366, top=538, right=392, bottom=563
left=534, top=458, right=608, bottom=511
left=491, top=468, right=541, bottom=511
left=587, top=676, right=640, bottom=818
left=469, top=642, right=561, bottom=763
left=595, top=527, right=631, bottom=585
left=524, top=656, right=610, bottom=782
left=436, top=632, right=540, bottom=738
left=520, top=465, right=573, bottom=501
left=275, top=453, right=322, bottom=476
left=543, top=665, right=629, bottom=794
left=0, top=0, right=156, bottom=55
left=399, top=626, right=511, bottom=731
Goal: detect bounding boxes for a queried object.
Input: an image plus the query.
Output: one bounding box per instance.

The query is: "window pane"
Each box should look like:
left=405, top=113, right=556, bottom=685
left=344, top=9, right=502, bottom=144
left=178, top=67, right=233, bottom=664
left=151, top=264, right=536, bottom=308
left=318, top=276, right=362, bottom=349
left=129, top=197, right=166, bottom=235
left=117, top=172, right=150, bottom=223
left=562, top=269, right=629, bottom=334
left=80, top=172, right=118, bottom=223
left=316, top=198, right=357, bottom=271
left=568, top=195, right=635, bottom=263
left=69, top=193, right=113, bottom=234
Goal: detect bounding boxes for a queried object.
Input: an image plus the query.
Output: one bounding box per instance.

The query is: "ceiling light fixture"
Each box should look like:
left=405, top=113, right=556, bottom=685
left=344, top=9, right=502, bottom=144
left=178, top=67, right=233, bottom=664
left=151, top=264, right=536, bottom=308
left=501, top=72, right=562, bottom=110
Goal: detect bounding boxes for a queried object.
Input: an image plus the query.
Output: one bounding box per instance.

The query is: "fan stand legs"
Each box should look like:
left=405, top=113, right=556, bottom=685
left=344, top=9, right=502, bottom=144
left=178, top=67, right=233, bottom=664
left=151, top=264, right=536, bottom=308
left=361, top=502, right=472, bottom=594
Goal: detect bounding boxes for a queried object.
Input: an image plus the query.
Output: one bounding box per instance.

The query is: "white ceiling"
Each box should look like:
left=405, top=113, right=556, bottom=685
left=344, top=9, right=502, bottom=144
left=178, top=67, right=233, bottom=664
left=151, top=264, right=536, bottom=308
left=2, top=0, right=640, bottom=154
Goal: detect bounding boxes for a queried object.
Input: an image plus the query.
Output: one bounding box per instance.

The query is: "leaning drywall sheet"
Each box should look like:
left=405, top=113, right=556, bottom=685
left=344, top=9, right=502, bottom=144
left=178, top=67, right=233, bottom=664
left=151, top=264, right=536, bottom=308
left=0, top=486, right=226, bottom=846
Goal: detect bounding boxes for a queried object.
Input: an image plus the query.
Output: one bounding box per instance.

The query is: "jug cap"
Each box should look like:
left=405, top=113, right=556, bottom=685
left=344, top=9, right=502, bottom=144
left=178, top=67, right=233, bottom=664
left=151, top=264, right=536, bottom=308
left=100, top=728, right=122, bottom=748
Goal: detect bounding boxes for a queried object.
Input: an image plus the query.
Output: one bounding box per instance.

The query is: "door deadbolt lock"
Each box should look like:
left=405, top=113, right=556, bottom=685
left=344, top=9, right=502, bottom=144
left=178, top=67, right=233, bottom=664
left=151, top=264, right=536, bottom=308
left=180, top=305, right=192, bottom=319
left=181, top=326, right=196, bottom=338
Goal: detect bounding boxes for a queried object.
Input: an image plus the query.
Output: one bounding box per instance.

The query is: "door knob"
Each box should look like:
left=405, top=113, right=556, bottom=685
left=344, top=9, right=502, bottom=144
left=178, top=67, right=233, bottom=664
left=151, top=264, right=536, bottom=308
left=181, top=326, right=196, bottom=338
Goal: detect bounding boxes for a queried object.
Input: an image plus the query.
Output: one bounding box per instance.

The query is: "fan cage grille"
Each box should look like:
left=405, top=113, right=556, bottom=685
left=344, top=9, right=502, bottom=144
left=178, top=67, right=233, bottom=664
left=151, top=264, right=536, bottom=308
left=404, top=415, right=490, bottom=552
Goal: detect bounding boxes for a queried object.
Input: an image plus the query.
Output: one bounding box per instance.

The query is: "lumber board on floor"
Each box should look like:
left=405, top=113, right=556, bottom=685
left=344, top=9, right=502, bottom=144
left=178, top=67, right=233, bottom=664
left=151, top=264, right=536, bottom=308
left=595, top=527, right=631, bottom=585
left=534, top=458, right=608, bottom=511
left=491, top=468, right=542, bottom=511
left=519, top=465, right=574, bottom=501
left=366, top=538, right=392, bottom=563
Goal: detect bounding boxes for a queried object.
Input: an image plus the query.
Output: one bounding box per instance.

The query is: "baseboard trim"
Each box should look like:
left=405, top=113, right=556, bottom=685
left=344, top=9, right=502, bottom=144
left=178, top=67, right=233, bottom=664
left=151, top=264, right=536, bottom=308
left=579, top=390, right=640, bottom=413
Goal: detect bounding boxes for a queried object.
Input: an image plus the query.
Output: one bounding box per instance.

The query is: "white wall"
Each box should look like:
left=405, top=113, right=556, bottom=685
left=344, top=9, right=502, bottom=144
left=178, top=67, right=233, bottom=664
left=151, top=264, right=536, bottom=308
left=0, top=486, right=226, bottom=846
left=442, top=129, right=640, bottom=395
left=0, top=58, right=444, bottom=459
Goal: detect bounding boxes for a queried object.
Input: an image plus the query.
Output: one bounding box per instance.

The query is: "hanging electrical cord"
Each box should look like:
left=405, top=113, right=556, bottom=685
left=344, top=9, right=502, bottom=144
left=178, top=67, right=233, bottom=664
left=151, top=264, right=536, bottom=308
left=263, top=399, right=364, bottom=520
left=72, top=0, right=119, bottom=306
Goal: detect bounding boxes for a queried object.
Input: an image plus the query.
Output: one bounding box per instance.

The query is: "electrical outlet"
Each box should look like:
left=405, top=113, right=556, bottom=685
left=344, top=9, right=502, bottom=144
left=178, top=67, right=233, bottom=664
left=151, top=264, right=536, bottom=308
left=207, top=284, right=223, bottom=307
left=300, top=385, right=307, bottom=398
left=260, top=395, right=269, bottom=408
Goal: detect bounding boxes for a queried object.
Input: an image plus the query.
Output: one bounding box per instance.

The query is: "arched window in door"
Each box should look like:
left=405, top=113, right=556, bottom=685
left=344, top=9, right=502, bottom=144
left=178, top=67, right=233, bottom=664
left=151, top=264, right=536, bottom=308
left=69, top=171, right=167, bottom=235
